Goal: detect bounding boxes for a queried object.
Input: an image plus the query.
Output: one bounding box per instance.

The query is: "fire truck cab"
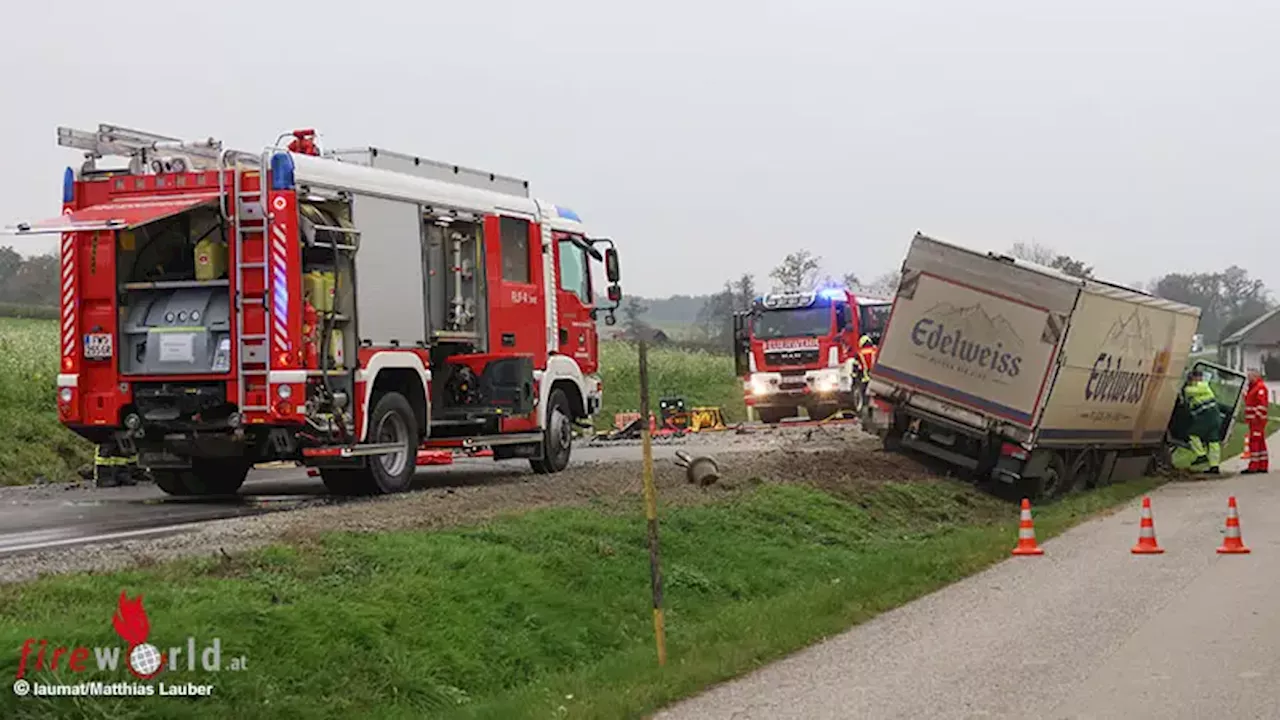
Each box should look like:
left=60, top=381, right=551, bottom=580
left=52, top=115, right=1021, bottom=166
left=732, top=288, right=891, bottom=424
left=10, top=124, right=623, bottom=496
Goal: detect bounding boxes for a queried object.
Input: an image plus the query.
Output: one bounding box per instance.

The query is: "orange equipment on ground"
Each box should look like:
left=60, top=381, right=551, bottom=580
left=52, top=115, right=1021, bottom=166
left=1130, top=496, right=1164, bottom=554
left=1011, top=498, right=1044, bottom=556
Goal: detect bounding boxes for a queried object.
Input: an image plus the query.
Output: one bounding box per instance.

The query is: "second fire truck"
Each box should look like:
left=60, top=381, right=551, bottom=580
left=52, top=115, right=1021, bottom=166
left=733, top=288, right=892, bottom=423
left=11, top=124, right=623, bottom=496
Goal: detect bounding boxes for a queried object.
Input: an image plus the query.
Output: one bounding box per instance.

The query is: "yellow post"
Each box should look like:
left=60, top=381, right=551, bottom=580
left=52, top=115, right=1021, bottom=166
left=638, top=339, right=667, bottom=666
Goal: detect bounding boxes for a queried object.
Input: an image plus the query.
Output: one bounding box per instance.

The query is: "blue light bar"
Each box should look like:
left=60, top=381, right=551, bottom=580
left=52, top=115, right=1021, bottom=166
left=62, top=167, right=74, bottom=204
left=270, top=152, right=296, bottom=191
left=818, top=287, right=846, bottom=301
left=556, top=206, right=582, bottom=222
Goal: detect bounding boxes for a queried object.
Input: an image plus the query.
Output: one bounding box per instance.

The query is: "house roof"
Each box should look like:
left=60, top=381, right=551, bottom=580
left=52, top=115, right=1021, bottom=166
left=1223, top=307, right=1280, bottom=345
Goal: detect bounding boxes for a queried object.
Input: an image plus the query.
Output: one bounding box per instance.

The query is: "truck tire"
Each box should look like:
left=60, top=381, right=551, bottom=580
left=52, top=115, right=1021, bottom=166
left=530, top=388, right=573, bottom=474
left=360, top=391, right=419, bottom=494
left=319, top=468, right=366, bottom=496
left=152, top=460, right=251, bottom=496
left=1025, top=452, right=1070, bottom=501
left=758, top=408, right=788, bottom=425
left=807, top=403, right=840, bottom=422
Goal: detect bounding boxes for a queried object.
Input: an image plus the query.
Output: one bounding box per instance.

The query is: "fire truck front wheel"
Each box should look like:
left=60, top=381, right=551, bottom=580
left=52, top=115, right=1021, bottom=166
left=530, top=388, right=573, bottom=474
left=152, top=460, right=251, bottom=497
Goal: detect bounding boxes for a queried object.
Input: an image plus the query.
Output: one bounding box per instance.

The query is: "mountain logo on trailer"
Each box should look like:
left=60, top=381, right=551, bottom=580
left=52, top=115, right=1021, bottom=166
left=1086, top=308, right=1158, bottom=405
left=909, top=302, right=1026, bottom=379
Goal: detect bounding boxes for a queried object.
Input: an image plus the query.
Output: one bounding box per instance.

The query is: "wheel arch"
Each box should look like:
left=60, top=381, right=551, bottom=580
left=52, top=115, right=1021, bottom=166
left=540, top=355, right=588, bottom=425
left=358, top=352, right=432, bottom=441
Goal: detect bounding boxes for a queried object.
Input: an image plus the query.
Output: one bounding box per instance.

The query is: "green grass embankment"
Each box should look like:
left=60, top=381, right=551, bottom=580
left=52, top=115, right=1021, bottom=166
left=0, top=318, right=91, bottom=485
left=0, top=476, right=1160, bottom=720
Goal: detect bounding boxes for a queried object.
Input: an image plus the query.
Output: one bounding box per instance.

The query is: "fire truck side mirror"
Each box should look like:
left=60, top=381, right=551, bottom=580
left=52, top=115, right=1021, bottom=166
left=607, top=284, right=622, bottom=303
left=604, top=248, right=621, bottom=284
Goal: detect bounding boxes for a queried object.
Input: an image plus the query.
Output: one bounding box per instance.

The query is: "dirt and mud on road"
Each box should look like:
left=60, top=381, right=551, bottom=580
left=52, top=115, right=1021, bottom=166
left=0, top=423, right=947, bottom=584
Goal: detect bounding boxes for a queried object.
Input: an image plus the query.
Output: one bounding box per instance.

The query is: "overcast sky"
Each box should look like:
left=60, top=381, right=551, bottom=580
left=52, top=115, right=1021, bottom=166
left=1, top=0, right=1276, bottom=298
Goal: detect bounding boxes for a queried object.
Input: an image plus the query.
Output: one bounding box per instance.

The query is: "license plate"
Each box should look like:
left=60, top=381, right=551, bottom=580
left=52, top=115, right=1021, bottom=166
left=83, top=333, right=113, bottom=359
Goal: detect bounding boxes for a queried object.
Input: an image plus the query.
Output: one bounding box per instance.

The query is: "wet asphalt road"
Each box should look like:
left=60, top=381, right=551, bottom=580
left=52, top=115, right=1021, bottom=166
left=0, top=439, right=735, bottom=558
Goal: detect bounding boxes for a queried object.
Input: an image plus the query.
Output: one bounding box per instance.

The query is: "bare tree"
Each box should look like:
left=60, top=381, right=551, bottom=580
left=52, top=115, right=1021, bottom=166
left=769, top=250, right=823, bottom=292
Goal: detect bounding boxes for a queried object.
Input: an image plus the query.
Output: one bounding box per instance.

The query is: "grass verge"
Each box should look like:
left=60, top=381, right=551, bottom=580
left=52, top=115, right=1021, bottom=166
left=0, top=318, right=91, bottom=485
left=0, top=476, right=1159, bottom=720
left=597, top=340, right=743, bottom=428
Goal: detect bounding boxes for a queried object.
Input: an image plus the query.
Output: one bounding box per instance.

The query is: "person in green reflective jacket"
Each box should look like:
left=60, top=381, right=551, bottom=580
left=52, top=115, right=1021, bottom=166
left=1182, top=368, right=1223, bottom=474
left=94, top=443, right=141, bottom=487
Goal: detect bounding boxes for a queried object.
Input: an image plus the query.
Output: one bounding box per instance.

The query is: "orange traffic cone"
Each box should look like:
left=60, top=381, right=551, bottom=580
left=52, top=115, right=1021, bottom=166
left=1131, top=496, right=1164, bottom=554
left=1012, top=498, right=1044, bottom=555
left=1217, top=496, right=1251, bottom=554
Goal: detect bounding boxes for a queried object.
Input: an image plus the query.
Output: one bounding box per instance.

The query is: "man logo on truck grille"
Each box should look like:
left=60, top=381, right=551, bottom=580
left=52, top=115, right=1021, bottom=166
left=910, top=302, right=1025, bottom=380
left=1086, top=309, right=1157, bottom=405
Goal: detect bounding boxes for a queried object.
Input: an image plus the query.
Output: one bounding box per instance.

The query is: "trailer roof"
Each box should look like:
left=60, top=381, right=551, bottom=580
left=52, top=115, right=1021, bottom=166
left=910, top=231, right=1201, bottom=318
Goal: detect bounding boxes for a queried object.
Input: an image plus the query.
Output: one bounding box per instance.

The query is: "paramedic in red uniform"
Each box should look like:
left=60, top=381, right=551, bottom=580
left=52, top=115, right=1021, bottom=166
left=1243, top=369, right=1270, bottom=474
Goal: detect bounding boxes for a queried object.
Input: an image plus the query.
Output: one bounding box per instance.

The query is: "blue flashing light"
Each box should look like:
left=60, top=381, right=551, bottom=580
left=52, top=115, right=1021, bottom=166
left=62, top=167, right=75, bottom=204
left=555, top=205, right=582, bottom=222
left=818, top=287, right=846, bottom=301
left=270, top=152, right=296, bottom=191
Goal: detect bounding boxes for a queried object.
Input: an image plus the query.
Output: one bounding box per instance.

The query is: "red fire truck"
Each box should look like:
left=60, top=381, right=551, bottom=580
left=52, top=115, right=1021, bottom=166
left=10, top=124, right=623, bottom=496
left=732, top=288, right=891, bottom=423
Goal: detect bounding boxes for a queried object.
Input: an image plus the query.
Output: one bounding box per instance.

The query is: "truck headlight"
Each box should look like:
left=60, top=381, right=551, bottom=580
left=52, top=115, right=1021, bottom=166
left=59, top=388, right=73, bottom=403
left=750, top=376, right=773, bottom=395
left=815, top=376, right=839, bottom=393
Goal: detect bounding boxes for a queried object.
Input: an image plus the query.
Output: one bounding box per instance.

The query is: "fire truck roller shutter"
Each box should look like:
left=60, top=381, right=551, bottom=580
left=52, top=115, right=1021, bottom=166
left=9, top=194, right=219, bottom=235
left=350, top=194, right=427, bottom=347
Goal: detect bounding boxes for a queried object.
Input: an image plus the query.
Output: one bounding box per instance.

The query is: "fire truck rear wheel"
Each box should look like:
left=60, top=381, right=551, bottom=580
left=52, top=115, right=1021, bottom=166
left=361, top=391, right=419, bottom=494
left=530, top=389, right=573, bottom=474
left=152, top=460, right=250, bottom=496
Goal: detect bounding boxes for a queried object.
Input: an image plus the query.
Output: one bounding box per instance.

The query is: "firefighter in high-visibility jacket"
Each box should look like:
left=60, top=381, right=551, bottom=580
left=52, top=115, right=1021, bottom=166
left=856, top=335, right=878, bottom=407
left=94, top=443, right=140, bottom=487
left=1243, top=369, right=1270, bottom=474
left=1182, top=369, right=1223, bottom=474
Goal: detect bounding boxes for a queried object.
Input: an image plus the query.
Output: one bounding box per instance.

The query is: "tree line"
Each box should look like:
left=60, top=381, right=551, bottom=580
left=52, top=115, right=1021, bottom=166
left=0, top=246, right=59, bottom=308
left=622, top=240, right=1275, bottom=356
left=6, top=238, right=1275, bottom=352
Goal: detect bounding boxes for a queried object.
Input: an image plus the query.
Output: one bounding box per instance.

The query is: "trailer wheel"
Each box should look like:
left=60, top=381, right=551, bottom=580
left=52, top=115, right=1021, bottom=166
left=152, top=460, right=250, bottom=496
left=1033, top=452, right=1071, bottom=500
left=361, top=391, right=419, bottom=494
left=531, top=388, right=573, bottom=474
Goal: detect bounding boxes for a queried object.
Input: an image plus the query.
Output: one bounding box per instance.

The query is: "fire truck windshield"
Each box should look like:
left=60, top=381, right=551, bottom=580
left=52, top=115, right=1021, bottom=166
left=752, top=307, right=832, bottom=340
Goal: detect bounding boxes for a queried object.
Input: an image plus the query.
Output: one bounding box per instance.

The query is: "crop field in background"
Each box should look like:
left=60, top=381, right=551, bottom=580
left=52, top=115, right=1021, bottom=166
left=0, top=318, right=92, bottom=484
left=0, top=319, right=742, bottom=484
left=596, top=340, right=742, bottom=427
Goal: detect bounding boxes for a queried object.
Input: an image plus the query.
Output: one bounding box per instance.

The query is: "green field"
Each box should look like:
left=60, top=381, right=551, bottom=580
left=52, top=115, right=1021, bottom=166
left=0, top=472, right=1160, bottom=720
left=596, top=340, right=743, bottom=427
left=0, top=318, right=92, bottom=485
